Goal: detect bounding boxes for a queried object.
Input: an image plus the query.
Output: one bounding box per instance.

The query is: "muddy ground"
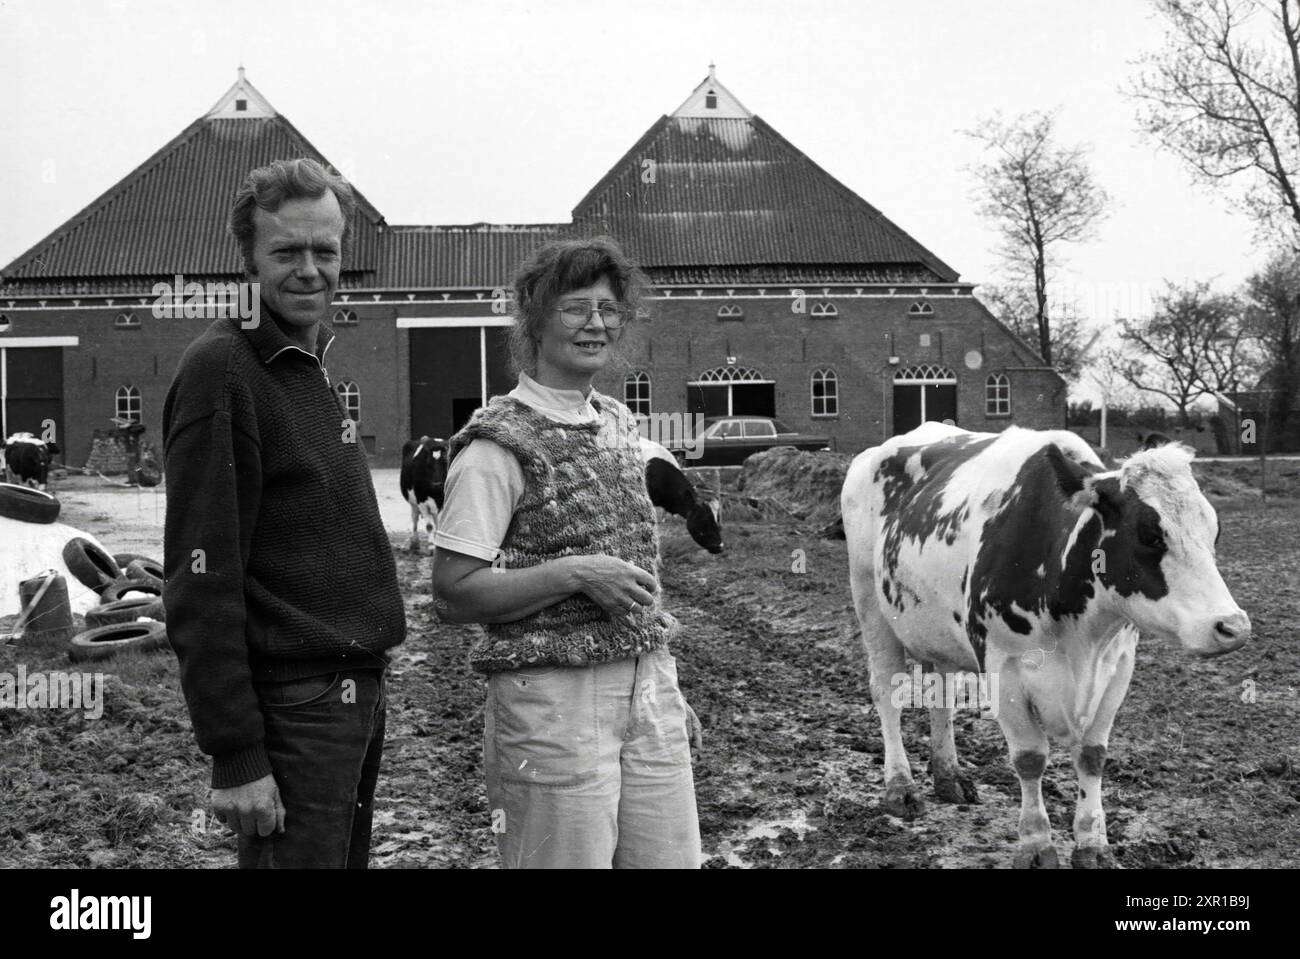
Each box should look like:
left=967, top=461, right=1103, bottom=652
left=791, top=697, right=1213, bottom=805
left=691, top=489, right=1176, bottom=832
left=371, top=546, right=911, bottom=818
left=1, top=464, right=1297, bottom=868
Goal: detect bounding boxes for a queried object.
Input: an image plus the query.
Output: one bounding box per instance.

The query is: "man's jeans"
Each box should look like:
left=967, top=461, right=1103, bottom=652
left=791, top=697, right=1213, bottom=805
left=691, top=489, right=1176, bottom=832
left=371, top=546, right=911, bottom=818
left=237, top=669, right=386, bottom=869
left=484, top=646, right=701, bottom=868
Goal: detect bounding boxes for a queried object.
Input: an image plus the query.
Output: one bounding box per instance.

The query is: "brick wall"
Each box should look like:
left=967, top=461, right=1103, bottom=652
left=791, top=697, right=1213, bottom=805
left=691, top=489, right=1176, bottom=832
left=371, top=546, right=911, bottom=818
left=592, top=291, right=1066, bottom=456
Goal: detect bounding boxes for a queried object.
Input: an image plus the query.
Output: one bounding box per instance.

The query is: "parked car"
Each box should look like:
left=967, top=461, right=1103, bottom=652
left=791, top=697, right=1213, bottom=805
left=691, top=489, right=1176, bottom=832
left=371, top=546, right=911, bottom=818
left=667, top=416, right=834, bottom=467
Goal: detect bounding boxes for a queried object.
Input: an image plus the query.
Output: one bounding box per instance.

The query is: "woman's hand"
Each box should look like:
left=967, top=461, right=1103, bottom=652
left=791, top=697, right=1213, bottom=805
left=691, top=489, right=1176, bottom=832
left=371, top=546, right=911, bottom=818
left=563, top=554, right=658, bottom=619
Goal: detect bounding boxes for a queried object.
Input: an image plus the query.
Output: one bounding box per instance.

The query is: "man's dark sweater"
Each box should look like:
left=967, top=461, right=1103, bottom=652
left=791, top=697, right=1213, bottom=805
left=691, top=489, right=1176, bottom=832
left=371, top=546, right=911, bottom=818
left=162, top=304, right=405, bottom=789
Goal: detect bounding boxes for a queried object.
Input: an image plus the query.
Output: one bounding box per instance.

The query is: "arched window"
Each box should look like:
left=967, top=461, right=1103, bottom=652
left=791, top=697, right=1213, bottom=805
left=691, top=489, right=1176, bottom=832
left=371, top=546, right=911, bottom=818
left=907, top=300, right=934, bottom=316
left=716, top=303, right=744, bottom=320
left=811, top=301, right=838, bottom=318
left=336, top=380, right=360, bottom=422
left=115, top=311, right=140, bottom=328
left=894, top=364, right=956, bottom=384
left=986, top=373, right=1011, bottom=416
left=624, top=371, right=651, bottom=416
left=333, top=308, right=358, bottom=325
left=696, top=365, right=767, bottom=383
left=811, top=369, right=839, bottom=417
left=115, top=385, right=142, bottom=424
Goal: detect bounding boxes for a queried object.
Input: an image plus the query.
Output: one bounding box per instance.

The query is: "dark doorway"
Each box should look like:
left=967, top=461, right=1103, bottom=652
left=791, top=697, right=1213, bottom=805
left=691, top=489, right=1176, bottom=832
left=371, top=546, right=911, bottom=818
left=893, top=384, right=923, bottom=435
left=2, top=347, right=64, bottom=459
left=687, top=382, right=776, bottom=419
left=451, top=397, right=481, bottom=435
left=893, top=382, right=957, bottom=435
left=409, top=326, right=515, bottom=442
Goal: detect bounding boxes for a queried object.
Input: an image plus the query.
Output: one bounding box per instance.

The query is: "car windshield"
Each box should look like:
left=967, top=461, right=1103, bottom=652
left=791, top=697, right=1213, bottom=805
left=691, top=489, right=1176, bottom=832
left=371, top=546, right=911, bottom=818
left=771, top=419, right=794, bottom=434
left=743, top=420, right=776, bottom=437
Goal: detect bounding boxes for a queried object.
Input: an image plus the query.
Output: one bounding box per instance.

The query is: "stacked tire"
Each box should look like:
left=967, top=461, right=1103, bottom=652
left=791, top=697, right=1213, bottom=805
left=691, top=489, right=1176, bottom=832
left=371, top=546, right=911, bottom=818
left=62, top=540, right=170, bottom=662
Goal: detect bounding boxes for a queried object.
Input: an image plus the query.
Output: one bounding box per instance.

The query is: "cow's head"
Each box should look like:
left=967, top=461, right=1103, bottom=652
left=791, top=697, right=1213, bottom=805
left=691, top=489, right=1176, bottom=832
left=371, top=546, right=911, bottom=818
left=1057, top=442, right=1249, bottom=656
left=417, top=436, right=448, bottom=485
left=687, top=495, right=724, bottom=554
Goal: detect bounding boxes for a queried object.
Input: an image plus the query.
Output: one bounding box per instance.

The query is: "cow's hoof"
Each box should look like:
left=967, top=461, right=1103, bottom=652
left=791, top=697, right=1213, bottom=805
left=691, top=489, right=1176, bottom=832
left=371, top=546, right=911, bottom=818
left=1071, top=845, right=1119, bottom=869
left=881, top=780, right=925, bottom=820
left=1013, top=845, right=1060, bottom=869
left=934, top=773, right=979, bottom=804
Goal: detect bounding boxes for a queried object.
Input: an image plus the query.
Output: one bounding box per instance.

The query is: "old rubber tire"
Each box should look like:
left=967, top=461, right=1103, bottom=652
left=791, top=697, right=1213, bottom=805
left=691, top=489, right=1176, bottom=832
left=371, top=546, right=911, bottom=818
left=63, top=538, right=122, bottom=593
left=0, top=483, right=60, bottom=524
left=99, top=577, right=163, bottom=604
left=112, top=552, right=157, bottom=569
left=85, top=596, right=166, bottom=627
left=68, top=621, right=169, bottom=663
left=124, top=558, right=164, bottom=587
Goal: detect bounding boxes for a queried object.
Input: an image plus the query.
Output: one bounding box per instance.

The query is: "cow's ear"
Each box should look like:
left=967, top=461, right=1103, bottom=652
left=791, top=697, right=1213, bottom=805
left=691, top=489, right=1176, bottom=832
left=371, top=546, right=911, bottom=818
left=1045, top=443, right=1089, bottom=498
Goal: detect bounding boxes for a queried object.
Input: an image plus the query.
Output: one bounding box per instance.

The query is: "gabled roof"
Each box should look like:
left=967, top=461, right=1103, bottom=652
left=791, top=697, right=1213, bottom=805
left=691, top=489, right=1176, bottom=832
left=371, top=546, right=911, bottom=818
left=1, top=72, right=385, bottom=290
left=375, top=223, right=564, bottom=289
left=571, top=74, right=960, bottom=282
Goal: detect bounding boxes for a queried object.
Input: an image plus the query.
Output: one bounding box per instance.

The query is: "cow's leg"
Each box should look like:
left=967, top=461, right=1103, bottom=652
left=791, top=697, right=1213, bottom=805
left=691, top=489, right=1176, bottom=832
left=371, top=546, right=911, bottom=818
left=998, top=678, right=1058, bottom=868
left=930, top=701, right=978, bottom=804
left=860, top=609, right=923, bottom=819
left=1071, top=640, right=1135, bottom=869
left=407, top=499, right=421, bottom=552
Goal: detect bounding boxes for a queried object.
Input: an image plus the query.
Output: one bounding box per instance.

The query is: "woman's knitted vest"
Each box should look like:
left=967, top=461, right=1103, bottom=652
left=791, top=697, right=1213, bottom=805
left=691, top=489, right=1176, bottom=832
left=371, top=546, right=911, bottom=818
left=447, top=390, right=677, bottom=673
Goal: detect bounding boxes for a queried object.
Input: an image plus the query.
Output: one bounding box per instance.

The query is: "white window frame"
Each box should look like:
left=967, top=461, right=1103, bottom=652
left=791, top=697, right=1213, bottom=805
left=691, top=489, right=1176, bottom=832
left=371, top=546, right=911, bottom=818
left=115, top=384, right=141, bottom=424
left=986, top=373, right=1011, bottom=417
left=624, top=371, right=652, bottom=416
left=811, top=368, right=839, bottom=417
left=336, top=380, right=361, bottom=422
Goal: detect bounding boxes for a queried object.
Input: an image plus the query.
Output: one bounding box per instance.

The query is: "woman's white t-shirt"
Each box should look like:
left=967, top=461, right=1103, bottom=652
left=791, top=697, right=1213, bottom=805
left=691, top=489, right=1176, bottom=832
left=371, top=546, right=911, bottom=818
left=432, top=372, right=599, bottom=562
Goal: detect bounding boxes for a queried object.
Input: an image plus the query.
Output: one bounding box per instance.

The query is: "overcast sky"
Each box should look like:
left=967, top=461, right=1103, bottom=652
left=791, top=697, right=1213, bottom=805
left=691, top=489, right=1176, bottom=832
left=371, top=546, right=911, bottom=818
left=0, top=0, right=1266, bottom=336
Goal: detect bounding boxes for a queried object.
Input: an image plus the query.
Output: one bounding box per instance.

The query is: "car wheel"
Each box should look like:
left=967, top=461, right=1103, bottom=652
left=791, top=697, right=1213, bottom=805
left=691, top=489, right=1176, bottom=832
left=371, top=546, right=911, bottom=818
left=99, top=577, right=163, bottom=604
left=0, top=482, right=60, bottom=524
left=85, top=596, right=166, bottom=627
left=62, top=538, right=122, bottom=594
left=124, top=558, right=164, bottom=587
left=68, top=621, right=169, bottom=663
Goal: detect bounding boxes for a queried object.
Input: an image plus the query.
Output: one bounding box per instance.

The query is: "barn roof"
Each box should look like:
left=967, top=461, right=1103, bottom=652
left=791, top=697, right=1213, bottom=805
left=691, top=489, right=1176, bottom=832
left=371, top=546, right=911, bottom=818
left=376, top=223, right=564, bottom=289
left=3, top=67, right=964, bottom=296
left=570, top=68, right=959, bottom=283
left=0, top=71, right=386, bottom=293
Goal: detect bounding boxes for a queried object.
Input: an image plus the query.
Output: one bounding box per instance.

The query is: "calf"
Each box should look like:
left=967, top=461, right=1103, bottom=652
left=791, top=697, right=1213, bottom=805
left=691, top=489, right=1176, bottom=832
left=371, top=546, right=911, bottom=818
left=842, top=422, right=1249, bottom=868
left=640, top=437, right=724, bottom=554
left=399, top=436, right=448, bottom=553
left=3, top=433, right=60, bottom=490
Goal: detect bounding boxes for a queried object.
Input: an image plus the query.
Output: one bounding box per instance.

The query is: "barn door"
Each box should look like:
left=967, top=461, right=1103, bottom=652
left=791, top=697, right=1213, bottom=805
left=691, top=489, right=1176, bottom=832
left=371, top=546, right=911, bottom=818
left=2, top=347, right=64, bottom=459
left=893, top=384, right=922, bottom=434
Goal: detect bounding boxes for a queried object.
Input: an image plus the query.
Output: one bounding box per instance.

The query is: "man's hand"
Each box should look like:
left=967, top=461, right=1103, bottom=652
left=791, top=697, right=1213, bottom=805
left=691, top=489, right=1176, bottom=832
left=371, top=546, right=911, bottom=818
left=212, top=774, right=286, bottom=837
left=684, top=700, right=704, bottom=763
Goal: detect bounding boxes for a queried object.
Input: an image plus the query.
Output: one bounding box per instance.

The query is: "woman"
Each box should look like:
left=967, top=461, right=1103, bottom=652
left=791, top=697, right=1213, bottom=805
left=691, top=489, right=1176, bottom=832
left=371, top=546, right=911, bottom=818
left=431, top=236, right=701, bottom=869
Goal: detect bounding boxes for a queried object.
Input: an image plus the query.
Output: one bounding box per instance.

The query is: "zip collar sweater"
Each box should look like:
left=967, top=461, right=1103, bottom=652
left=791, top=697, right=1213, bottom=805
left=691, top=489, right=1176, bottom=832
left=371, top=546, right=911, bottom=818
left=162, top=301, right=406, bottom=788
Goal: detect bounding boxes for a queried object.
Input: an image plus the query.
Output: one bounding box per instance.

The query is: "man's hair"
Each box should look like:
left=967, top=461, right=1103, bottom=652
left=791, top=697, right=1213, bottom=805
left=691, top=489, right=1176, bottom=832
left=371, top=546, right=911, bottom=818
left=229, top=158, right=357, bottom=273
left=507, top=236, right=649, bottom=376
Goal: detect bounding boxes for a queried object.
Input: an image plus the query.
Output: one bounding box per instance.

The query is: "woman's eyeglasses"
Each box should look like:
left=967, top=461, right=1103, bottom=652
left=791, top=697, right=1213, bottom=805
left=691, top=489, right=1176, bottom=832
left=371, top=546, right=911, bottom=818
left=555, top=300, right=629, bottom=329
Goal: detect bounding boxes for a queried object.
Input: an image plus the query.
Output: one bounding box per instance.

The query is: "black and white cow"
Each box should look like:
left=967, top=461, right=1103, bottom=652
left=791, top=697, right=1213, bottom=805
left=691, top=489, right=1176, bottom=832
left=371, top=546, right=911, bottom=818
left=3, top=433, right=60, bottom=490
left=640, top=437, right=724, bottom=554
left=842, top=422, right=1249, bottom=868
left=399, top=436, right=448, bottom=553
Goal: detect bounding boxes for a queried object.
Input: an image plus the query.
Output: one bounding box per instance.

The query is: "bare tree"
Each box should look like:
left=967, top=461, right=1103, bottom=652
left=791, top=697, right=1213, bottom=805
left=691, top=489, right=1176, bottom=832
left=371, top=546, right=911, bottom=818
left=975, top=281, right=1091, bottom=381
left=1131, top=0, right=1300, bottom=241
left=966, top=111, right=1110, bottom=366
left=1117, top=281, right=1252, bottom=425
left=1242, top=250, right=1300, bottom=438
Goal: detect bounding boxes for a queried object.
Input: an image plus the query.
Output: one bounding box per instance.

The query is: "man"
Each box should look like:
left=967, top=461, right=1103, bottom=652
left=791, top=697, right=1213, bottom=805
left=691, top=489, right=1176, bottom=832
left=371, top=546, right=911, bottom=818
left=162, top=158, right=406, bottom=868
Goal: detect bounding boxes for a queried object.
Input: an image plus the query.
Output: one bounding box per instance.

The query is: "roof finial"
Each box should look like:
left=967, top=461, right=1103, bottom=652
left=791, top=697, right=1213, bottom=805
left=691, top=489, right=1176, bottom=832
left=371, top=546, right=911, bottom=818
left=238, top=64, right=245, bottom=82
left=708, top=60, right=716, bottom=79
